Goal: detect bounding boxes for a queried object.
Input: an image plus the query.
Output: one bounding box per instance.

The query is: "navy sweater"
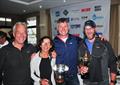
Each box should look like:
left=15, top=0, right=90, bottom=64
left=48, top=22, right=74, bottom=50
left=54, top=34, right=82, bottom=75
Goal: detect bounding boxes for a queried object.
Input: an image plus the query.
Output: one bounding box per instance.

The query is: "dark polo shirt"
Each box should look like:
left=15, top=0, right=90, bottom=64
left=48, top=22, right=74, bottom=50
left=0, top=43, right=35, bottom=85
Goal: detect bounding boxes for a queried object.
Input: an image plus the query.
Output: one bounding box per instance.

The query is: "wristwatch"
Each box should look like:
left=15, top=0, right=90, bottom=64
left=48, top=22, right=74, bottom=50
left=111, top=80, right=117, bottom=84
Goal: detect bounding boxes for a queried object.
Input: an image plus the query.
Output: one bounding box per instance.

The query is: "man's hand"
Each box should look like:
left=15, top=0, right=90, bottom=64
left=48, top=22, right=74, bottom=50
left=109, top=73, right=117, bottom=85
left=98, top=34, right=107, bottom=41
left=51, top=50, right=56, bottom=58
left=79, top=66, right=88, bottom=75
left=31, top=53, right=36, bottom=59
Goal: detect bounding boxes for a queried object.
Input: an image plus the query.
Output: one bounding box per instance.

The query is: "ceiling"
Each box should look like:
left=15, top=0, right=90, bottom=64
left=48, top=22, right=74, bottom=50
left=0, top=0, right=93, bottom=15
left=0, top=0, right=120, bottom=15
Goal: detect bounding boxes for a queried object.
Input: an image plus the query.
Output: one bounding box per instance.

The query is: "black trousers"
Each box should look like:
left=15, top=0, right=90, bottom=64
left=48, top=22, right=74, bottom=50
left=0, top=74, right=2, bottom=85
left=83, top=79, right=109, bottom=85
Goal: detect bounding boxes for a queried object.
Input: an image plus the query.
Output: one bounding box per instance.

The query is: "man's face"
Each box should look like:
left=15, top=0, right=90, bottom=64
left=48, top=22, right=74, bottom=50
left=13, top=24, right=27, bottom=45
left=57, top=22, right=69, bottom=36
left=84, top=25, right=96, bottom=40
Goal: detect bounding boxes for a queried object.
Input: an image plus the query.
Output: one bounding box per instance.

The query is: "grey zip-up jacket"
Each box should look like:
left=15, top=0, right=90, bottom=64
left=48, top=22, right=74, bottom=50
left=78, top=38, right=117, bottom=84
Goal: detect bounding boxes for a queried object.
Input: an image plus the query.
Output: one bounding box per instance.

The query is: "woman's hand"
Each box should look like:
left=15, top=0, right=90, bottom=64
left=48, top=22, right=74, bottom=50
left=109, top=82, right=115, bottom=85
left=51, top=50, right=56, bottom=58
left=40, top=79, right=49, bottom=85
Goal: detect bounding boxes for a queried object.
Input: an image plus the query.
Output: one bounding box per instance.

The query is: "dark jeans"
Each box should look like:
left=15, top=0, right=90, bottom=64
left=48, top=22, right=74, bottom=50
left=56, top=74, right=80, bottom=85
left=0, top=73, right=2, bottom=85
left=83, top=79, right=109, bottom=85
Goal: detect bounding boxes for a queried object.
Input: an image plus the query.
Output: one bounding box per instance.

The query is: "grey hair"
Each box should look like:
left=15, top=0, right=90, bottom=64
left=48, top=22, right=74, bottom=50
left=12, top=22, right=27, bottom=33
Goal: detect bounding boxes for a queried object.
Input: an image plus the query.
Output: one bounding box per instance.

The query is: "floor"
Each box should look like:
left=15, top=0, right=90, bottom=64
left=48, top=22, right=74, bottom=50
left=79, top=75, right=120, bottom=85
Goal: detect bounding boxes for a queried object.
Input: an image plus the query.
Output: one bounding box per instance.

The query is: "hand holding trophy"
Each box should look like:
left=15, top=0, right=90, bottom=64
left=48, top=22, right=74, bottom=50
left=40, top=79, right=50, bottom=85
left=79, top=51, right=90, bottom=79
left=52, top=64, right=69, bottom=84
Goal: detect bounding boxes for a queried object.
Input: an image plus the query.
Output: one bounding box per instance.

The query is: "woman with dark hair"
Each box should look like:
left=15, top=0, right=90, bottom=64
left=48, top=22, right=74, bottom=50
left=30, top=36, right=56, bottom=85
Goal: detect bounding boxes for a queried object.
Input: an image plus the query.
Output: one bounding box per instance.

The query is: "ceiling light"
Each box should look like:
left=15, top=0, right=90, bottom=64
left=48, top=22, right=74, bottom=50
left=63, top=0, right=66, bottom=3
left=39, top=5, right=42, bottom=8
left=9, top=0, right=42, bottom=5
left=23, top=10, right=26, bottom=12
left=0, top=17, right=5, bottom=21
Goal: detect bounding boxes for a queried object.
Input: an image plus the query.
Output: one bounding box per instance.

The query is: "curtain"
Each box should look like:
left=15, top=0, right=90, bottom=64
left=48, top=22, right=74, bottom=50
left=109, top=5, right=119, bottom=55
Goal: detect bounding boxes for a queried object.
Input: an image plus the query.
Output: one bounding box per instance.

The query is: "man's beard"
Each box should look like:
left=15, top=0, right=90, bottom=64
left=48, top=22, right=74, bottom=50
left=87, top=33, right=96, bottom=40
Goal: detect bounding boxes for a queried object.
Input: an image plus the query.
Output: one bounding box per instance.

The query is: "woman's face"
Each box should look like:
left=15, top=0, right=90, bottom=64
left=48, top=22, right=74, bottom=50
left=40, top=38, right=52, bottom=52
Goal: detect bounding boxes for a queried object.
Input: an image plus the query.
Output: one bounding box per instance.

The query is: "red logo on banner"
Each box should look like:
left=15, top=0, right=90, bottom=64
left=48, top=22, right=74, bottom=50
left=81, top=8, right=91, bottom=12
left=72, top=34, right=80, bottom=37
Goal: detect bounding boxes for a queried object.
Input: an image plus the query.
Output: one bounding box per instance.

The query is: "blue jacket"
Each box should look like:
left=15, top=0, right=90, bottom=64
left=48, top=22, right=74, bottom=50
left=53, top=34, right=82, bottom=75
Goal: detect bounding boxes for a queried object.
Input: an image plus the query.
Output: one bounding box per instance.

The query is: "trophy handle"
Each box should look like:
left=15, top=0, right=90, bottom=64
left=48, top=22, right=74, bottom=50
left=52, top=64, right=69, bottom=72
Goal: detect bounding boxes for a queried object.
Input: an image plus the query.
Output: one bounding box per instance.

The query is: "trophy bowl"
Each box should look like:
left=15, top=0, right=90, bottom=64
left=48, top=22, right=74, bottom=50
left=52, top=64, right=69, bottom=83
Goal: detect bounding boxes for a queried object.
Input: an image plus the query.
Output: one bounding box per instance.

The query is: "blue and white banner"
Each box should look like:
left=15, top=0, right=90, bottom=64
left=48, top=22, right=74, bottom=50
left=50, top=0, right=111, bottom=40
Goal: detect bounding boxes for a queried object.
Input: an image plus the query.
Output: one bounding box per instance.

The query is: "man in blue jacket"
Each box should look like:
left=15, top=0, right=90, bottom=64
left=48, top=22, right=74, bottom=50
left=53, top=18, right=82, bottom=85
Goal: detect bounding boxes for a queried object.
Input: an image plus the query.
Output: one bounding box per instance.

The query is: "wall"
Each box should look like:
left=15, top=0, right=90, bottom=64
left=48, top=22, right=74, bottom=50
left=39, top=10, right=48, bottom=38
left=111, top=0, right=120, bottom=5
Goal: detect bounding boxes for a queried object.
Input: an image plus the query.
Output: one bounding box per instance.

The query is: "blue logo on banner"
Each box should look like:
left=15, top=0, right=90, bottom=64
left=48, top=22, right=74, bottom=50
left=94, top=5, right=102, bottom=11
left=92, top=14, right=104, bottom=20
left=63, top=17, right=70, bottom=22
left=63, top=10, right=69, bottom=16
left=71, top=17, right=80, bottom=21
left=70, top=24, right=81, bottom=29
left=81, top=16, right=88, bottom=20
left=96, top=32, right=103, bottom=36
left=55, top=11, right=60, bottom=17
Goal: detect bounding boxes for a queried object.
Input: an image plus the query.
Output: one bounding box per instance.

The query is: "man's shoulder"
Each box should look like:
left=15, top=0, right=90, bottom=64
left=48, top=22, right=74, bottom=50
left=79, top=39, right=86, bottom=48
left=24, top=43, right=36, bottom=51
left=0, top=43, right=13, bottom=54
left=69, top=34, right=82, bottom=41
left=24, top=43, right=35, bottom=48
left=53, top=36, right=58, bottom=41
left=1, top=43, right=12, bottom=49
left=95, top=38, right=112, bottom=50
left=96, top=38, right=110, bottom=46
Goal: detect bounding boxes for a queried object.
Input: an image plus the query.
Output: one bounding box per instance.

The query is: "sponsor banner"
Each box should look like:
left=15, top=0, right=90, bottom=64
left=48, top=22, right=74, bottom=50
left=50, top=0, right=110, bottom=40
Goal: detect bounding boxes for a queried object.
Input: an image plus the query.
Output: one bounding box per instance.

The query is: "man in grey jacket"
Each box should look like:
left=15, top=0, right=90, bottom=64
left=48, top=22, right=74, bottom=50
left=78, top=20, right=117, bottom=85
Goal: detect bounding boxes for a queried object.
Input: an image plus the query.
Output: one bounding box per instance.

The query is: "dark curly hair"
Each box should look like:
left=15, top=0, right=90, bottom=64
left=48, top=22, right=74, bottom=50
left=0, top=31, right=7, bottom=38
left=38, top=36, right=54, bottom=55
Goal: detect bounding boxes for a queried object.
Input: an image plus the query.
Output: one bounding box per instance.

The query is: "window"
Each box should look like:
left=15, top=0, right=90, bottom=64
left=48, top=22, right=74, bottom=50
left=0, top=17, right=12, bottom=26
left=27, top=17, right=36, bottom=26
left=27, top=28, right=36, bottom=45
left=27, top=16, right=37, bottom=45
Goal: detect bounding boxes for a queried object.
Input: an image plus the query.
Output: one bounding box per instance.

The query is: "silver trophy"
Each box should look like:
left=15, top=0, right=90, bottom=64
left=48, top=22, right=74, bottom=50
left=52, top=64, right=69, bottom=83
